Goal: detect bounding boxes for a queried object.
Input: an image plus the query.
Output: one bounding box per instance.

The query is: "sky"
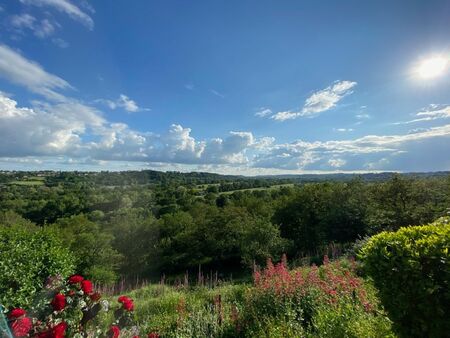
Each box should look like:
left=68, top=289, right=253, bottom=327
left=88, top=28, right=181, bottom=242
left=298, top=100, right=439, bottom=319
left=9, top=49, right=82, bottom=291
left=0, top=0, right=449, bottom=175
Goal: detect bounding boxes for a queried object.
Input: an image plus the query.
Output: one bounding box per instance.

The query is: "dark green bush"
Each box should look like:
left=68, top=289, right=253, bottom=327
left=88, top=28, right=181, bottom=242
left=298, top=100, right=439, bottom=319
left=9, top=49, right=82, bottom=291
left=359, top=218, right=450, bottom=338
left=0, top=226, right=75, bottom=309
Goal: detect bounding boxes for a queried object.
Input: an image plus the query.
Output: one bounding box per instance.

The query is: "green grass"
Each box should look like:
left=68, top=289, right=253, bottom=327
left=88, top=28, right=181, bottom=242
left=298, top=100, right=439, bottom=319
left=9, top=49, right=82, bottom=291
left=130, top=284, right=245, bottom=332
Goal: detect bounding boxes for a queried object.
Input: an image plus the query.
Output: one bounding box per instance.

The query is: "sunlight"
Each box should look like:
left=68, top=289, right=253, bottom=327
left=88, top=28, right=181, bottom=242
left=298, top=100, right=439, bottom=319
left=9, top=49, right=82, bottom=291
left=415, top=55, right=448, bottom=79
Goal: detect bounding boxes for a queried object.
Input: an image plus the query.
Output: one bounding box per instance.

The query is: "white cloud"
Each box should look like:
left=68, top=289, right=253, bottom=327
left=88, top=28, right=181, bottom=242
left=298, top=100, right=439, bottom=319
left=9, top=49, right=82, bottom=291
left=19, top=0, right=94, bottom=30
left=270, top=111, right=299, bottom=121
left=271, top=80, right=357, bottom=121
left=302, top=80, right=357, bottom=116
left=0, top=92, right=257, bottom=165
left=252, top=123, right=450, bottom=171
left=184, top=83, right=195, bottom=90
left=0, top=44, right=71, bottom=101
left=97, top=94, right=149, bottom=113
left=328, top=158, right=346, bottom=168
left=255, top=108, right=272, bottom=117
left=394, top=104, right=450, bottom=124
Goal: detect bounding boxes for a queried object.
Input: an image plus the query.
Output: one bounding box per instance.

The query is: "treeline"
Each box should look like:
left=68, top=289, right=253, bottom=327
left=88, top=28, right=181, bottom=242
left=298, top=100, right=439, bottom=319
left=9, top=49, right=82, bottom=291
left=1, top=171, right=449, bottom=283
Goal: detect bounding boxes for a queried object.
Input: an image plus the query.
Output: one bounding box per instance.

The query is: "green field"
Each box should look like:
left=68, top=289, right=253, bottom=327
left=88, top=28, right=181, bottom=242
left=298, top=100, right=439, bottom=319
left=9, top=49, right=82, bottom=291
left=8, top=176, right=45, bottom=186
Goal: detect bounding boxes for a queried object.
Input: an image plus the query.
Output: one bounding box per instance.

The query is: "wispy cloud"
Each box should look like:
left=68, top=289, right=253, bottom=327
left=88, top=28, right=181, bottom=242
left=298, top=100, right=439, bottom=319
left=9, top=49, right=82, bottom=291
left=393, top=104, right=450, bottom=125
left=97, top=94, right=150, bottom=113
left=9, top=14, right=56, bottom=39
left=334, top=128, right=354, bottom=132
left=184, top=83, right=195, bottom=90
left=254, top=108, right=272, bottom=117
left=0, top=44, right=71, bottom=101
left=19, top=0, right=94, bottom=30
left=209, top=89, right=225, bottom=98
left=270, top=80, right=357, bottom=121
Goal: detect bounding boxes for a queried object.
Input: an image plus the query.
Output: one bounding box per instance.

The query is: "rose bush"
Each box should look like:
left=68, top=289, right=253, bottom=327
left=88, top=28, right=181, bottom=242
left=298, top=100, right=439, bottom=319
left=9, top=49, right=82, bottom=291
left=5, top=274, right=159, bottom=338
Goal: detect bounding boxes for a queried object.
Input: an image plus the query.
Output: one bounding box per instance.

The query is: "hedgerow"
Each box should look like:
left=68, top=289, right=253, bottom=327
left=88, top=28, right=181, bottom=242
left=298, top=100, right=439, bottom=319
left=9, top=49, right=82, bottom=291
left=358, top=218, right=450, bottom=338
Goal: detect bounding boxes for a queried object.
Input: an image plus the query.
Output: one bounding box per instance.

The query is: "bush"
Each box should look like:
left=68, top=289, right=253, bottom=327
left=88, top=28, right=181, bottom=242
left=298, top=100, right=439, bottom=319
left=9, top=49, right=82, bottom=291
left=358, top=218, right=450, bottom=338
left=0, top=226, right=75, bottom=309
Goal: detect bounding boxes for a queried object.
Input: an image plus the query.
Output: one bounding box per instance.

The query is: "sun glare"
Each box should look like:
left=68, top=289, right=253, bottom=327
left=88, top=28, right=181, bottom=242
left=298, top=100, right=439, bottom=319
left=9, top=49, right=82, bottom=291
left=416, top=56, right=448, bottom=79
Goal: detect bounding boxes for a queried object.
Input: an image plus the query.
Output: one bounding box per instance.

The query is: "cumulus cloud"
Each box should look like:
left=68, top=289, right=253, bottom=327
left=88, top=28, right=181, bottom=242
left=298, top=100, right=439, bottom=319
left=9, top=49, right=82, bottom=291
left=19, top=0, right=94, bottom=30
left=271, top=80, right=357, bottom=121
left=394, top=104, right=450, bottom=124
left=0, top=44, right=71, bottom=101
left=0, top=93, right=256, bottom=165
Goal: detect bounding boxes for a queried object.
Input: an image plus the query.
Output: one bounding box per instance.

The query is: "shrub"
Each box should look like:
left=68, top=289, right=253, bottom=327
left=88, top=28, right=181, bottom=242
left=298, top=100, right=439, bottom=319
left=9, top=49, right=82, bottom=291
left=0, top=226, right=75, bottom=309
left=358, top=218, right=450, bottom=338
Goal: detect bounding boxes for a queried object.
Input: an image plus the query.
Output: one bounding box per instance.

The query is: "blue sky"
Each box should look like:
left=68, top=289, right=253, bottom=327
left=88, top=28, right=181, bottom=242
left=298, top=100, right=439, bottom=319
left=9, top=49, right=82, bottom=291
left=0, top=0, right=449, bottom=174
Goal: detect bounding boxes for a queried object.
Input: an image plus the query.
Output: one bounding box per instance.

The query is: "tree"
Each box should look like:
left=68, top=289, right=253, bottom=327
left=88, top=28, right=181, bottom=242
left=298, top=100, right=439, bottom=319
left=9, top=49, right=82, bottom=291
left=52, top=215, right=122, bottom=283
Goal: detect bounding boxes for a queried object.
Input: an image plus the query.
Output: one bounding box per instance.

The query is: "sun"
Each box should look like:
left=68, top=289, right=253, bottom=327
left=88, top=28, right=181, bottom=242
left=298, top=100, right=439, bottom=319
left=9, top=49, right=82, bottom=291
left=415, top=56, right=448, bottom=79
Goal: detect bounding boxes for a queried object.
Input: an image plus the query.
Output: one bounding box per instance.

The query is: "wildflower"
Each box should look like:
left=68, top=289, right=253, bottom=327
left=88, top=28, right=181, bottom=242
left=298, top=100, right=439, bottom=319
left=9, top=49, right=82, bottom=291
left=81, top=280, right=93, bottom=294
left=51, top=293, right=66, bottom=311
left=68, top=275, right=84, bottom=284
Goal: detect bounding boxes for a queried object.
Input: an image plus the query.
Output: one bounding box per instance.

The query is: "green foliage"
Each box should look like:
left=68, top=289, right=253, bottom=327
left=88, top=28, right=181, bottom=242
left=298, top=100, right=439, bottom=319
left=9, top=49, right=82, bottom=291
left=358, top=219, right=450, bottom=338
left=52, top=215, right=122, bottom=283
left=0, top=226, right=75, bottom=309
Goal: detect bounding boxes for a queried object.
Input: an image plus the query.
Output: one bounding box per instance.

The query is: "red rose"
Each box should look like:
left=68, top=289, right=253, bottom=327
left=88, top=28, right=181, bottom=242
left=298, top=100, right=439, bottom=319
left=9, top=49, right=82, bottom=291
left=10, top=317, right=32, bottom=337
left=90, top=292, right=101, bottom=301
left=8, top=308, right=26, bottom=319
left=36, top=331, right=52, bottom=338
left=51, top=293, right=66, bottom=311
left=68, top=275, right=84, bottom=284
left=81, top=280, right=93, bottom=294
left=118, top=295, right=134, bottom=311
left=148, top=333, right=160, bottom=338
left=117, top=295, right=131, bottom=303
left=108, top=325, right=120, bottom=338
left=122, top=299, right=134, bottom=311
left=53, top=322, right=67, bottom=338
